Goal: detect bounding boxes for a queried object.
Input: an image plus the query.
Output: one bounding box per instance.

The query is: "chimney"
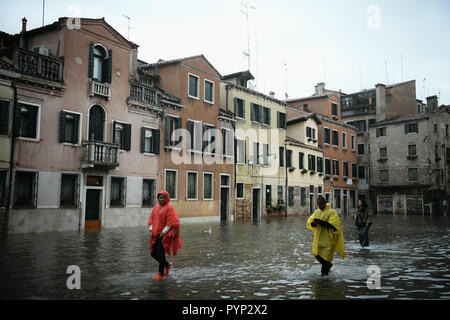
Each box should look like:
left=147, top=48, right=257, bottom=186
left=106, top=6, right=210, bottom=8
left=315, top=82, right=325, bottom=95
left=426, top=95, right=438, bottom=113
left=302, top=104, right=309, bottom=112
left=375, top=83, right=387, bottom=121
left=21, top=17, right=27, bottom=33
left=269, top=91, right=275, bottom=98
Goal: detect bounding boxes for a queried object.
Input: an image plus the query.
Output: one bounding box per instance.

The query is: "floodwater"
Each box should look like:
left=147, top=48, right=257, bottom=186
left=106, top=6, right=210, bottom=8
left=0, top=214, right=449, bottom=300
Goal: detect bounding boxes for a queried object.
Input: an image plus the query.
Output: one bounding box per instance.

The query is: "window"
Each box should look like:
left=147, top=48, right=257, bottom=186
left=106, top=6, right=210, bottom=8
left=165, top=170, right=178, bottom=200
left=236, top=139, right=246, bottom=164
left=0, top=170, right=7, bottom=207
left=277, top=112, right=287, bottom=129
left=317, top=157, right=323, bottom=173
left=332, top=159, right=339, bottom=176
left=358, top=166, right=366, bottom=179
left=324, top=127, right=330, bottom=144
left=376, top=127, right=386, bottom=137
left=0, top=100, right=10, bottom=135
left=234, top=98, right=245, bottom=119
left=266, top=185, right=272, bottom=206
left=446, top=125, right=449, bottom=137
left=306, top=127, right=316, bottom=139
left=343, top=161, right=348, bottom=177
left=350, top=190, right=356, bottom=208
left=60, top=174, right=80, bottom=207
left=286, top=149, right=293, bottom=168
left=408, top=168, right=418, bottom=182
left=351, top=135, right=355, bottom=150
left=222, top=128, right=233, bottom=157
left=342, top=132, right=347, bottom=149
left=417, top=104, right=421, bottom=113
left=221, top=175, right=230, bottom=187
left=113, top=121, right=131, bottom=151
left=13, top=171, right=38, bottom=208
left=348, top=119, right=367, bottom=132
left=236, top=183, right=244, bottom=199
left=380, top=147, right=387, bottom=159
left=203, top=173, right=213, bottom=200
left=334, top=190, right=341, bottom=208
left=262, top=143, right=269, bottom=165
left=332, top=130, right=339, bottom=146
left=203, top=124, right=217, bottom=154
left=279, top=147, right=285, bottom=167
left=308, top=154, right=316, bottom=171
left=299, top=152, right=304, bottom=169
left=88, top=105, right=105, bottom=141
left=142, top=179, right=156, bottom=207
left=433, top=123, right=438, bottom=134
left=288, top=187, right=294, bottom=206
left=141, top=127, right=160, bottom=154
left=352, top=163, right=357, bottom=178
left=16, top=103, right=39, bottom=139
left=405, top=122, right=418, bottom=134
left=331, top=102, right=338, bottom=117
left=60, top=111, right=81, bottom=144
left=379, top=170, right=389, bottom=183
left=187, top=171, right=198, bottom=200
left=277, top=185, right=283, bottom=203
left=188, top=74, right=199, bottom=99
left=187, top=120, right=202, bottom=152
left=204, top=79, right=214, bottom=103
left=252, top=142, right=260, bottom=165
left=325, top=158, right=331, bottom=175
left=89, top=43, right=112, bottom=83
left=110, top=177, right=126, bottom=207
left=250, top=103, right=260, bottom=122
left=165, top=115, right=182, bottom=147
left=368, top=118, right=376, bottom=126
left=358, top=143, right=365, bottom=155
left=262, top=107, right=271, bottom=126
left=300, top=187, right=307, bottom=206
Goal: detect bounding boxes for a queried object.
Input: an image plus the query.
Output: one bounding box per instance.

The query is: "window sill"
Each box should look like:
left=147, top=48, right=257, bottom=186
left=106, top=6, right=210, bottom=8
left=143, top=152, right=157, bottom=157
left=377, top=158, right=388, bottom=162
left=188, top=95, right=200, bottom=100
left=203, top=198, right=214, bottom=201
left=17, top=137, right=40, bottom=143
left=62, top=142, right=81, bottom=147
left=203, top=100, right=215, bottom=105
left=164, top=146, right=182, bottom=151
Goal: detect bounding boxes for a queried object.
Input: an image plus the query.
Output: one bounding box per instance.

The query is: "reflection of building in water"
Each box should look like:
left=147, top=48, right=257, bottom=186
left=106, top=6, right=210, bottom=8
left=310, top=278, right=346, bottom=300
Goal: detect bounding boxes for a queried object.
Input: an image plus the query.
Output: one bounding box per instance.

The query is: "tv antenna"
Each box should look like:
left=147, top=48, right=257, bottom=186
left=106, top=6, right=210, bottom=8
left=359, top=66, right=364, bottom=90
left=321, top=56, right=327, bottom=83
left=282, top=62, right=288, bottom=99
left=42, top=0, right=46, bottom=26
left=122, top=15, right=131, bottom=40
left=400, top=54, right=404, bottom=81
left=240, top=0, right=256, bottom=72
left=384, top=60, right=389, bottom=85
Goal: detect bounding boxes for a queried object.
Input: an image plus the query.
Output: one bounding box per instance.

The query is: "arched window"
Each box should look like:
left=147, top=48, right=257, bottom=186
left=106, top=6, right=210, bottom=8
left=89, top=43, right=112, bottom=83
left=88, top=105, right=105, bottom=141
left=93, top=45, right=106, bottom=82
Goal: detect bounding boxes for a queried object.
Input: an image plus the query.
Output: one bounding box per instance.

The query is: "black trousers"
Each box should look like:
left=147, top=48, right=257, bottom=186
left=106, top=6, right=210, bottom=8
left=151, top=237, right=168, bottom=275
left=315, top=255, right=332, bottom=276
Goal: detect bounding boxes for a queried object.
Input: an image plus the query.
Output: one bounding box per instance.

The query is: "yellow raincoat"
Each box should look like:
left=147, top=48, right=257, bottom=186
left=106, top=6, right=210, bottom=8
left=307, top=203, right=345, bottom=262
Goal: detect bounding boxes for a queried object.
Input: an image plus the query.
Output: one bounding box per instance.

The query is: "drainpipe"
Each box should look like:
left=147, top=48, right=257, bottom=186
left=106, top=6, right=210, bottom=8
left=228, top=86, right=237, bottom=222
left=285, top=145, right=288, bottom=217
left=3, top=81, right=18, bottom=240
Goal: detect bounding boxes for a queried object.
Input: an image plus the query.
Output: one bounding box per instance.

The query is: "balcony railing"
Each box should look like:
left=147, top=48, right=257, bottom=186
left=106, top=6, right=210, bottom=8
left=82, top=140, right=119, bottom=169
left=3, top=47, right=64, bottom=82
left=128, top=82, right=159, bottom=106
left=90, top=80, right=111, bottom=99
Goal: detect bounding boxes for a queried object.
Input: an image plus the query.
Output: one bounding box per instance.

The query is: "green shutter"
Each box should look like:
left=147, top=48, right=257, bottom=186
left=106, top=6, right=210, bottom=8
left=250, top=103, right=255, bottom=121
left=233, top=97, right=237, bottom=115
left=141, top=127, right=146, bottom=153
left=124, top=123, right=131, bottom=151
left=13, top=103, right=21, bottom=137
left=164, top=117, right=170, bottom=146
left=88, top=42, right=94, bottom=79
left=267, top=107, right=271, bottom=125
left=59, top=111, right=67, bottom=143
left=112, top=121, right=117, bottom=144
left=152, top=129, right=160, bottom=155
left=283, top=113, right=287, bottom=129
left=176, top=118, right=182, bottom=145
left=187, top=120, right=193, bottom=150
left=277, top=111, right=280, bottom=128
left=258, top=105, right=264, bottom=123
left=107, top=49, right=112, bottom=83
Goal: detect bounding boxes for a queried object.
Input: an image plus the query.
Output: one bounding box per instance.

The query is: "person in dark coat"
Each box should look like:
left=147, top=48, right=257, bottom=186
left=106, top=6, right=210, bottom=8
left=354, top=199, right=372, bottom=247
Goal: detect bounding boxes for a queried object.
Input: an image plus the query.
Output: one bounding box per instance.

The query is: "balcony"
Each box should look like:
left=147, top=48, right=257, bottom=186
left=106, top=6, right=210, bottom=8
left=2, top=47, right=64, bottom=82
left=89, top=80, right=111, bottom=99
left=82, top=140, right=119, bottom=170
left=127, top=82, right=161, bottom=113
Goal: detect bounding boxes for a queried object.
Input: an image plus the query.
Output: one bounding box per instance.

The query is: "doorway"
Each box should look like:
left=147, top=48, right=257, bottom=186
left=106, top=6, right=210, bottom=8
left=309, top=194, right=315, bottom=215
left=252, top=188, right=260, bottom=220
left=220, top=187, right=229, bottom=221
left=85, top=189, right=101, bottom=229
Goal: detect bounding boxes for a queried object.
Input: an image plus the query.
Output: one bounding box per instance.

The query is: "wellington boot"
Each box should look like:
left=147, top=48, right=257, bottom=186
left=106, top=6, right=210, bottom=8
left=152, top=273, right=165, bottom=280
left=164, top=263, right=171, bottom=276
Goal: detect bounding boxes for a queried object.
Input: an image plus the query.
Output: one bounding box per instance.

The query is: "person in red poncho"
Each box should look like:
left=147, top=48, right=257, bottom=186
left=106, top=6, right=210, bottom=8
left=147, top=190, right=182, bottom=280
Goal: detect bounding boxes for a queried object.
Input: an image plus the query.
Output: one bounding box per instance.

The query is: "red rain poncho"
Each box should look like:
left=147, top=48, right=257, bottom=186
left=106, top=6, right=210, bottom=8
left=147, top=190, right=183, bottom=256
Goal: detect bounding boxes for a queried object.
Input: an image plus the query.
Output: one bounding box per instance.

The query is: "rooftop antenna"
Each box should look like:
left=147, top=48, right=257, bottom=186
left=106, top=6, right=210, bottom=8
left=384, top=60, right=389, bottom=85
left=282, top=62, right=288, bottom=99
left=252, top=30, right=258, bottom=90
left=400, top=54, right=404, bottom=82
left=359, top=66, right=364, bottom=90
left=240, top=0, right=256, bottom=72
left=42, top=0, right=45, bottom=26
left=422, top=78, right=426, bottom=100
left=122, top=15, right=131, bottom=40
left=321, top=56, right=327, bottom=83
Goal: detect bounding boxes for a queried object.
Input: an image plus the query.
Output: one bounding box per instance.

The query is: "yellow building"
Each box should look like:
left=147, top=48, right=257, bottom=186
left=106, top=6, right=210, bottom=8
left=220, top=71, right=287, bottom=219
left=286, top=113, right=324, bottom=215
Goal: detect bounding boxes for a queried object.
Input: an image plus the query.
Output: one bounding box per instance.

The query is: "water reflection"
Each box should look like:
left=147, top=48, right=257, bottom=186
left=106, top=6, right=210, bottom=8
left=0, top=214, right=449, bottom=300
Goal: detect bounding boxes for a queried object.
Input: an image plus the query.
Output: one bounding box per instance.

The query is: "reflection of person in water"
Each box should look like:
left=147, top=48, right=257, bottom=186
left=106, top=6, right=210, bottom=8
left=354, top=199, right=372, bottom=248
left=307, top=196, right=345, bottom=276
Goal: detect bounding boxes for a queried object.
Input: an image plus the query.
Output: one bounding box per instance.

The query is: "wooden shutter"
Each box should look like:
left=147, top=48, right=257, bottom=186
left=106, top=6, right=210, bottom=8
left=88, top=42, right=94, bottom=79
left=258, top=105, right=264, bottom=123
left=124, top=123, right=131, bottom=151
left=152, top=129, right=160, bottom=155
left=234, top=97, right=237, bottom=116
left=164, top=116, right=170, bottom=146
left=187, top=120, right=193, bottom=150
left=140, top=127, right=146, bottom=153
left=267, top=107, right=271, bottom=125
left=107, top=49, right=113, bottom=83
left=59, top=111, right=66, bottom=143
left=250, top=103, right=255, bottom=121
left=176, top=118, right=182, bottom=145
left=277, top=111, right=280, bottom=128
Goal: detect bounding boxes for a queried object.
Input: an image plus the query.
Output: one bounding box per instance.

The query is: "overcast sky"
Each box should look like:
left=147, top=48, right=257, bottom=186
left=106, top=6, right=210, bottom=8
left=1, top=0, right=449, bottom=104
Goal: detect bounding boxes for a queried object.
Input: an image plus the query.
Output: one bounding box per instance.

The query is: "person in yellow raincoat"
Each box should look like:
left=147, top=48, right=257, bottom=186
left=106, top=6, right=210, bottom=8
left=307, top=196, right=345, bottom=276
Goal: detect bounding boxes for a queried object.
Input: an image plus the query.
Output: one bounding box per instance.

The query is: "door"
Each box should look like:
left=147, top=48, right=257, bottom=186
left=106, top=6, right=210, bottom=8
left=85, top=189, right=101, bottom=229
left=343, top=195, right=348, bottom=215
left=220, top=187, right=228, bottom=221
left=252, top=189, right=260, bottom=219
left=88, top=105, right=105, bottom=141
left=309, top=194, right=315, bottom=215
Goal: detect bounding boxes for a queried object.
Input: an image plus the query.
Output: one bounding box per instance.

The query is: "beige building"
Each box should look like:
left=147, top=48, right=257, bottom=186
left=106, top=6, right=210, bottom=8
left=286, top=112, right=324, bottom=215
left=221, top=71, right=287, bottom=219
